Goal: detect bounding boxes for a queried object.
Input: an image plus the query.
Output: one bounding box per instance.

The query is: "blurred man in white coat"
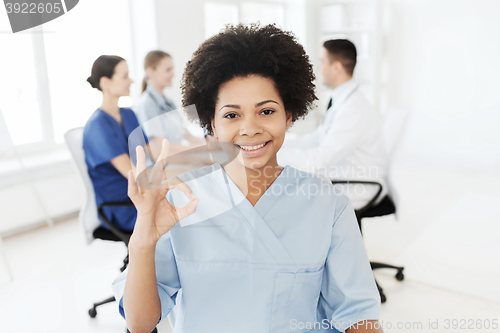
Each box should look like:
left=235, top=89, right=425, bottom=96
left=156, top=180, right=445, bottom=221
left=278, top=39, right=387, bottom=209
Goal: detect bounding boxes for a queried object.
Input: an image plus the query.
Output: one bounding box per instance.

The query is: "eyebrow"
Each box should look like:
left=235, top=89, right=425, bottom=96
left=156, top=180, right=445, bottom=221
left=219, top=99, right=279, bottom=111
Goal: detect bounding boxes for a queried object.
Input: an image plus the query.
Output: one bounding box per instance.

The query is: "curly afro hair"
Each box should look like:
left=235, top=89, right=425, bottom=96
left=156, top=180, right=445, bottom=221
left=181, top=23, right=317, bottom=135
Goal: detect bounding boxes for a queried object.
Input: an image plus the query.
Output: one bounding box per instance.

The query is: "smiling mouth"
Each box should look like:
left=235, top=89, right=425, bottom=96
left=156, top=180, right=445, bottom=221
left=235, top=141, right=270, bottom=151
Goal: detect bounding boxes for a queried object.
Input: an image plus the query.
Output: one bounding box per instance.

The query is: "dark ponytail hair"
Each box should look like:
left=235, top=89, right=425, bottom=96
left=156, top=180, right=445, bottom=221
left=142, top=50, right=171, bottom=93
left=87, top=55, right=125, bottom=91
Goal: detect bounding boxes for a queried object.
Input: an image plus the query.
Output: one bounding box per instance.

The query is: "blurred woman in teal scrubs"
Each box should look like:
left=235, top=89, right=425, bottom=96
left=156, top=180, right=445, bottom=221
left=134, top=50, right=205, bottom=158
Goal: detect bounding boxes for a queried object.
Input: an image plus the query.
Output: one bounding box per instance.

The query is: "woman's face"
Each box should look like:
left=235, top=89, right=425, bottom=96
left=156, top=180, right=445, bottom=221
left=148, top=56, right=174, bottom=88
left=102, top=60, right=133, bottom=97
left=212, top=75, right=292, bottom=171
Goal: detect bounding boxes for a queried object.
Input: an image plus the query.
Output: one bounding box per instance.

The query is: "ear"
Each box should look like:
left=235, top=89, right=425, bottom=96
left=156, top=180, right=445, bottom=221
left=145, top=67, right=154, bottom=79
left=333, top=60, right=344, bottom=74
left=211, top=118, right=217, bottom=138
left=285, top=111, right=293, bottom=130
left=99, top=76, right=109, bottom=91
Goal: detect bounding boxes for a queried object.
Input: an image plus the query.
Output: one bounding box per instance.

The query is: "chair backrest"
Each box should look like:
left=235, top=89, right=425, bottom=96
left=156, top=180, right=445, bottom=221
left=381, top=107, right=411, bottom=218
left=383, top=107, right=411, bottom=161
left=64, top=127, right=100, bottom=244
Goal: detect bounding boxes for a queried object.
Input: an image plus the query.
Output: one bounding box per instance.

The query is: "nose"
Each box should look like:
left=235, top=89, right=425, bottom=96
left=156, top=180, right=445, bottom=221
left=239, top=114, right=263, bottom=137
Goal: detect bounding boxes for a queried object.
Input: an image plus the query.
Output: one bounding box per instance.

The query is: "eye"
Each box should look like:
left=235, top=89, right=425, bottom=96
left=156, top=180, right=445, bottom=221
left=261, top=109, right=275, bottom=115
left=224, top=112, right=238, bottom=119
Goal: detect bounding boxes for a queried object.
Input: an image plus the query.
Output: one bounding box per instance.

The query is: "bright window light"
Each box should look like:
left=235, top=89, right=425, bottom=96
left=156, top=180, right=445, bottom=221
left=204, top=2, right=239, bottom=39
left=42, top=0, right=134, bottom=143
left=0, top=32, right=43, bottom=146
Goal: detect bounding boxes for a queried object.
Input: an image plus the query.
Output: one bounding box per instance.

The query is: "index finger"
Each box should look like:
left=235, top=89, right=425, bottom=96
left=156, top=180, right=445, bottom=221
left=135, top=145, right=147, bottom=180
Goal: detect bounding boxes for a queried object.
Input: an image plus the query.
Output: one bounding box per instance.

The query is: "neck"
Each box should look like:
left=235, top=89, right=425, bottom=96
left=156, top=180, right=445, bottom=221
left=151, top=83, right=166, bottom=96
left=100, top=93, right=120, bottom=116
left=223, top=156, right=283, bottom=205
left=331, top=75, right=352, bottom=90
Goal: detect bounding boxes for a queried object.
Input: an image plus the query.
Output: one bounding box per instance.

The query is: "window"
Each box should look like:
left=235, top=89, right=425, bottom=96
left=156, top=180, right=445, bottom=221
left=204, top=1, right=285, bottom=40
left=0, top=19, right=42, bottom=146
left=240, top=1, right=284, bottom=28
left=0, top=0, right=134, bottom=148
left=204, top=2, right=239, bottom=39
left=43, top=0, right=133, bottom=143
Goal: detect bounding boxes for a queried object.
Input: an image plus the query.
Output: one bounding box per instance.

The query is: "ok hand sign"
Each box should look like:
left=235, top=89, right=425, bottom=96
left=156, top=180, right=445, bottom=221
left=127, top=139, right=198, bottom=249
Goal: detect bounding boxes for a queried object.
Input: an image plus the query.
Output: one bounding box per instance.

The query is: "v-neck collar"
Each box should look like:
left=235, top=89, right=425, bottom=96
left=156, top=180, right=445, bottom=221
left=99, top=107, right=123, bottom=125
left=210, top=163, right=292, bottom=217
left=206, top=163, right=295, bottom=264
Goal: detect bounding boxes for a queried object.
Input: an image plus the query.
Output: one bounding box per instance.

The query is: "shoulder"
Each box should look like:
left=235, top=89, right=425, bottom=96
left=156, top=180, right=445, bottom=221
left=83, top=110, right=113, bottom=148
left=285, top=165, right=332, bottom=187
left=84, top=109, right=108, bottom=133
left=85, top=109, right=103, bottom=123
left=344, top=88, right=373, bottom=110
left=285, top=166, right=348, bottom=202
left=134, top=91, right=155, bottom=110
left=120, top=107, right=136, bottom=117
left=284, top=166, right=352, bottom=223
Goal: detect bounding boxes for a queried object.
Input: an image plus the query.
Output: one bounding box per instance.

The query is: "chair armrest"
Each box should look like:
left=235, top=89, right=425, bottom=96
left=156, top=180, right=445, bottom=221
left=97, top=201, right=135, bottom=245
left=330, top=180, right=383, bottom=217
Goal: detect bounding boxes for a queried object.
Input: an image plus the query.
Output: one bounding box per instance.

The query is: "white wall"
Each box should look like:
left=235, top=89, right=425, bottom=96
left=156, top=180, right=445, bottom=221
left=384, top=0, right=500, bottom=171
left=154, top=0, right=206, bottom=108
left=128, top=0, right=159, bottom=101
left=376, top=0, right=500, bottom=302
left=0, top=170, right=83, bottom=236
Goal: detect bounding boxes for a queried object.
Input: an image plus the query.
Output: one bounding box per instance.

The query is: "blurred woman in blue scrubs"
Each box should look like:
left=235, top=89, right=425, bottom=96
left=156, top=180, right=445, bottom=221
left=134, top=50, right=205, bottom=158
left=84, top=55, right=144, bottom=232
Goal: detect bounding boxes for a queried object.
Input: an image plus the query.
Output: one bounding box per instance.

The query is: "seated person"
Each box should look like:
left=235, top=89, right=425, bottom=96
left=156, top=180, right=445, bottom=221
left=84, top=55, right=146, bottom=232
left=134, top=50, right=206, bottom=158
left=278, top=39, right=387, bottom=209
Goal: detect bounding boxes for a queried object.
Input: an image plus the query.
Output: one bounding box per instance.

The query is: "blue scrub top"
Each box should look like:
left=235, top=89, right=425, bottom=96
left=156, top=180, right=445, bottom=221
left=83, top=108, right=147, bottom=232
left=112, top=164, right=380, bottom=332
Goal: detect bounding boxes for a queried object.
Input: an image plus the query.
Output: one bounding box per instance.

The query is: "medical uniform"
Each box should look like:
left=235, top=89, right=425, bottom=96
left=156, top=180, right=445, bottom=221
left=278, top=80, right=388, bottom=210
left=134, top=84, right=186, bottom=144
left=112, top=163, right=380, bottom=332
left=83, top=108, right=146, bottom=232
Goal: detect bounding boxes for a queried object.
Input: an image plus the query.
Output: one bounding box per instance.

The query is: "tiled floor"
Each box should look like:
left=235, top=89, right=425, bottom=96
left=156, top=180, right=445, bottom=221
left=1, top=157, right=499, bottom=333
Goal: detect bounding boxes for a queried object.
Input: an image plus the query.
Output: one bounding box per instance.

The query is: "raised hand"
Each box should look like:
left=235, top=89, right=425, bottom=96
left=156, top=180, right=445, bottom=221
left=127, top=139, right=198, bottom=249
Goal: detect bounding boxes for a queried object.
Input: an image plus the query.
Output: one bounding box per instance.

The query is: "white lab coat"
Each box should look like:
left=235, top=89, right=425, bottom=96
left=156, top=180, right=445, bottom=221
left=278, top=79, right=387, bottom=209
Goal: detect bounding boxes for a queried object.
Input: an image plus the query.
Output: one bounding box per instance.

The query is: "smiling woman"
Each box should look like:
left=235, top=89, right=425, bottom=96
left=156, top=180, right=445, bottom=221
left=112, top=23, right=384, bottom=333
left=214, top=76, right=289, bottom=168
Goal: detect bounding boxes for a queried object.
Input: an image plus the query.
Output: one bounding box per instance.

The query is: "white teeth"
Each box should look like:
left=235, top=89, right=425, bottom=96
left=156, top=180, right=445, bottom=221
left=239, top=143, right=266, bottom=151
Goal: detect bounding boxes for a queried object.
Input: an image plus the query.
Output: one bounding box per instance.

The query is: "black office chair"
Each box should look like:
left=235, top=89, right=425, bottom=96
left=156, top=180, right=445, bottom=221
left=331, top=180, right=404, bottom=303
left=65, top=128, right=160, bottom=333
left=88, top=201, right=134, bottom=318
